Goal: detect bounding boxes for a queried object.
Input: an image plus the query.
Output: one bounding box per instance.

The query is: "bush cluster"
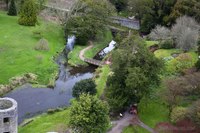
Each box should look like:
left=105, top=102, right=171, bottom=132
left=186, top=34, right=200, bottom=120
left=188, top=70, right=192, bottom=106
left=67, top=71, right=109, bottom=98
left=35, top=38, right=49, bottom=51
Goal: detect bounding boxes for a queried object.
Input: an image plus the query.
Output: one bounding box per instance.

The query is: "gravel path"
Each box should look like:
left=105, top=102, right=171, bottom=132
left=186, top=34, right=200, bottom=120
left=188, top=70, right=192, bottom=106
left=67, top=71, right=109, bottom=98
left=79, top=41, right=93, bottom=61
left=108, top=112, right=157, bottom=133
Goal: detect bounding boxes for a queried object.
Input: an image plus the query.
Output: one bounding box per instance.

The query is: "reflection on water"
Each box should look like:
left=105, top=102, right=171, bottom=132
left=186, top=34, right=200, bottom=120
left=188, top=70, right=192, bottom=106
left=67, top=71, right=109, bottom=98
left=5, top=71, right=93, bottom=123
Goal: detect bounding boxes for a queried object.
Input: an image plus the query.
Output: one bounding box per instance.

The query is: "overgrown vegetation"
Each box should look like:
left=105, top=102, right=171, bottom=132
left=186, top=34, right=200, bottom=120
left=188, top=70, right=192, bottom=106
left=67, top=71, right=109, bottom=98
left=105, top=35, right=163, bottom=112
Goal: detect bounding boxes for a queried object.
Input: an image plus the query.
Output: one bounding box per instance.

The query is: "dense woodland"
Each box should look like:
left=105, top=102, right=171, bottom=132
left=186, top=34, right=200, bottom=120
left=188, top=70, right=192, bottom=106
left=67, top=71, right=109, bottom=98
left=0, top=0, right=200, bottom=133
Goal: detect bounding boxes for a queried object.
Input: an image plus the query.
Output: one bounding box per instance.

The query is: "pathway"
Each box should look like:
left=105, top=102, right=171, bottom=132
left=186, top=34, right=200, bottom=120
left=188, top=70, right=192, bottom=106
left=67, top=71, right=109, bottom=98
left=108, top=112, right=157, bottom=133
left=79, top=41, right=107, bottom=66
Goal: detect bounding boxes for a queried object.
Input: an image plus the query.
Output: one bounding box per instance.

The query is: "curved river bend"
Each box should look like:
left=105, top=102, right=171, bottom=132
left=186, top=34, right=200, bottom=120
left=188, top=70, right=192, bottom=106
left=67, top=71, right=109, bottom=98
left=4, top=37, right=114, bottom=124
left=4, top=36, right=96, bottom=123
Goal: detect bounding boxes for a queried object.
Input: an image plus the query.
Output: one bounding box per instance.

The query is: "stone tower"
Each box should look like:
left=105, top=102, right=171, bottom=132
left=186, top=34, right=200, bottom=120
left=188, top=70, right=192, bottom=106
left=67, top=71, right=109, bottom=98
left=0, top=97, right=17, bottom=133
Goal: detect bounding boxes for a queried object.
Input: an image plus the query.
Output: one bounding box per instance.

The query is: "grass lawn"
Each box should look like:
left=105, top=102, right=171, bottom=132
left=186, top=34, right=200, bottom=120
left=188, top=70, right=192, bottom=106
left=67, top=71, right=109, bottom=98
left=154, top=49, right=182, bottom=59
left=68, top=45, right=88, bottom=66
left=18, top=109, right=70, bottom=133
left=68, top=30, right=113, bottom=66
left=0, top=12, right=64, bottom=84
left=145, top=41, right=158, bottom=47
left=95, top=65, right=110, bottom=97
left=138, top=97, right=169, bottom=128
left=123, top=125, right=149, bottom=133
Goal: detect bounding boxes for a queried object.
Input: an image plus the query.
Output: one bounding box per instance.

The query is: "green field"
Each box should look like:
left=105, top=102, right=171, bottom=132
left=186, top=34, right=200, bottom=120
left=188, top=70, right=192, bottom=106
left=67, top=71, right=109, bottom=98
left=123, top=125, right=149, bottom=133
left=95, top=65, right=110, bottom=97
left=0, top=12, right=64, bottom=84
left=18, top=109, right=70, bottom=133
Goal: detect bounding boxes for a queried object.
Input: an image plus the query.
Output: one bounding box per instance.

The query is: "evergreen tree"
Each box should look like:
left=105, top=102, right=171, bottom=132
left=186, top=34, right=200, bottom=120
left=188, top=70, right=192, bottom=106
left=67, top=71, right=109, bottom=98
left=69, top=94, right=110, bottom=133
left=7, top=0, right=17, bottom=16
left=72, top=79, right=97, bottom=98
left=18, top=0, right=37, bottom=26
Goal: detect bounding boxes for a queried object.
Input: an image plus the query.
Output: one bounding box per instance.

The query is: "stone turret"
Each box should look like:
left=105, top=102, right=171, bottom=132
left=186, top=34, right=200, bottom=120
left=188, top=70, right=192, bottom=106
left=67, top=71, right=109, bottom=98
left=0, top=97, right=17, bottom=133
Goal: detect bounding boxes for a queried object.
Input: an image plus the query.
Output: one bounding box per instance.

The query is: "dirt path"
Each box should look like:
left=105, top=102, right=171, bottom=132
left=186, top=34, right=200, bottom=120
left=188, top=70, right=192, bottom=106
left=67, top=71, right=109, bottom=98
left=79, top=41, right=93, bottom=61
left=108, top=112, right=157, bottom=133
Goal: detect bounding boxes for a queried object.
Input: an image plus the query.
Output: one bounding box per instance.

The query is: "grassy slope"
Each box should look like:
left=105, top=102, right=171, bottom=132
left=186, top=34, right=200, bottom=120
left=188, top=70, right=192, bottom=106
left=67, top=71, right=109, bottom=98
left=18, top=109, right=70, bottom=133
left=138, top=97, right=169, bottom=128
left=146, top=41, right=158, bottom=47
left=68, top=30, right=113, bottom=66
left=0, top=12, right=64, bottom=84
left=95, top=65, right=110, bottom=97
left=123, top=125, right=149, bottom=133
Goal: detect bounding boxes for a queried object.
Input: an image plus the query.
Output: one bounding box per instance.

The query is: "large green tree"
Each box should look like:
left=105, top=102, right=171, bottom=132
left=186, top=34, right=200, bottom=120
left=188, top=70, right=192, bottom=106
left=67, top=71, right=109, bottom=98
left=169, top=0, right=200, bottom=24
left=128, top=0, right=177, bottom=33
left=18, top=0, right=37, bottom=26
left=72, top=78, right=97, bottom=98
left=69, top=94, right=110, bottom=133
left=105, top=35, right=163, bottom=112
left=65, top=0, right=115, bottom=44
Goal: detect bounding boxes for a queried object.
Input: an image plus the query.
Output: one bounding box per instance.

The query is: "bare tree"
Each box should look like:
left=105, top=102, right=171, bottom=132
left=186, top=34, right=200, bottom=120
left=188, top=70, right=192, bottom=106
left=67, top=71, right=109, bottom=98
left=172, top=16, right=200, bottom=51
left=40, top=0, right=86, bottom=24
left=149, top=25, right=171, bottom=41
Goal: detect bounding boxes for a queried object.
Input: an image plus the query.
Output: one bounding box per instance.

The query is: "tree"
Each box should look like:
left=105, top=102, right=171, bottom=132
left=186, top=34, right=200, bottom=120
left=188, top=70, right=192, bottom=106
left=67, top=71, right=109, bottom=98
left=65, top=0, right=115, bottom=44
left=163, top=72, right=200, bottom=116
left=72, top=78, right=97, bottom=98
left=128, top=0, right=177, bottom=33
left=7, top=0, right=17, bottom=16
left=69, top=94, right=110, bottom=133
left=169, top=0, right=200, bottom=25
left=149, top=25, right=171, bottom=41
left=18, top=0, right=37, bottom=26
left=109, top=0, right=128, bottom=12
left=188, top=100, right=200, bottom=126
left=105, top=35, right=163, bottom=112
left=172, top=16, right=199, bottom=51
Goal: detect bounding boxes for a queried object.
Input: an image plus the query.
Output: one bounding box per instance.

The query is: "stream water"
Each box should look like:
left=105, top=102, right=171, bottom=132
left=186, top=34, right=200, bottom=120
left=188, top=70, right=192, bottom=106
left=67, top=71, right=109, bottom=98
left=4, top=37, right=96, bottom=123
left=3, top=37, right=114, bottom=124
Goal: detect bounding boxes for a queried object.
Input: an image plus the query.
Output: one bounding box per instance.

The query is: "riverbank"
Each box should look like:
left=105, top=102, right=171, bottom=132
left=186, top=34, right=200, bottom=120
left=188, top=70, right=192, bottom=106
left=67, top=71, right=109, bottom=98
left=18, top=108, right=70, bottom=133
left=0, top=11, right=64, bottom=85
left=68, top=30, right=113, bottom=67
left=18, top=65, right=111, bottom=132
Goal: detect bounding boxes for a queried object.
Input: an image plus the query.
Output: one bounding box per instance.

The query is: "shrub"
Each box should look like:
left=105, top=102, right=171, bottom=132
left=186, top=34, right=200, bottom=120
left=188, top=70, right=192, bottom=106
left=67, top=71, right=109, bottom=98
left=7, top=0, right=17, bottom=16
left=35, top=38, right=49, bottom=51
left=72, top=79, right=97, bottom=98
left=171, top=53, right=193, bottom=73
left=159, top=39, right=174, bottom=49
left=171, top=107, right=187, bottom=123
left=18, top=0, right=37, bottom=26
left=188, top=100, right=200, bottom=126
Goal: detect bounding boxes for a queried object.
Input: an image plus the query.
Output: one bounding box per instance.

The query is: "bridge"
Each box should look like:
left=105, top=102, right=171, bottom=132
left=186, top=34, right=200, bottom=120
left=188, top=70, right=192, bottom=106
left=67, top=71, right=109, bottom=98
left=84, top=58, right=105, bottom=67
left=111, top=17, right=140, bottom=30
left=79, top=42, right=107, bottom=67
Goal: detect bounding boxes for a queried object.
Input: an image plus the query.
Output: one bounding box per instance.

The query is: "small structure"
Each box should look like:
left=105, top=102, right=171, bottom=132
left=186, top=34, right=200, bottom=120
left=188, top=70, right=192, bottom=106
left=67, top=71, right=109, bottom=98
left=0, top=97, right=18, bottom=133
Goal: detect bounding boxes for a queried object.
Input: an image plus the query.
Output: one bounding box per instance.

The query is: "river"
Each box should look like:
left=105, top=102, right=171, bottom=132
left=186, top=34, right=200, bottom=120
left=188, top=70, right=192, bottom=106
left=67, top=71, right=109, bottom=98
left=4, top=36, right=96, bottom=123
left=4, top=37, right=114, bottom=124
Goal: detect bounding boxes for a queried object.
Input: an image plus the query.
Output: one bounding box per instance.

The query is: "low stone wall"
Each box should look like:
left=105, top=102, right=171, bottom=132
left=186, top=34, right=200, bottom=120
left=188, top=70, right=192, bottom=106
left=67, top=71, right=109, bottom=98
left=0, top=73, right=37, bottom=96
